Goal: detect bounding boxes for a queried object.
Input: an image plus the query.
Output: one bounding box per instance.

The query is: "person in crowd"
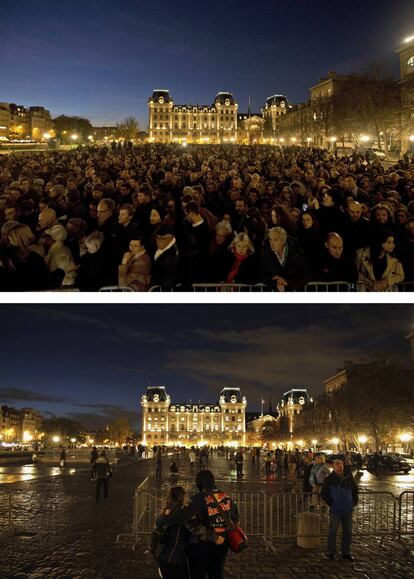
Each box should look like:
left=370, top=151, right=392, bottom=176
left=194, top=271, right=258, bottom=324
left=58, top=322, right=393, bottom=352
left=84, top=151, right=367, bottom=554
left=356, top=229, right=405, bottom=291
left=90, top=446, right=99, bottom=480
left=156, top=447, right=163, bottom=480
left=76, top=231, right=114, bottom=291
left=343, top=200, right=371, bottom=258
left=43, top=224, right=76, bottom=287
left=235, top=448, right=244, bottom=479
left=399, top=216, right=414, bottom=283
left=321, top=459, right=358, bottom=561
left=309, top=454, right=331, bottom=507
left=153, top=486, right=190, bottom=579
left=93, top=450, right=112, bottom=504
left=116, top=203, right=140, bottom=259
left=118, top=237, right=151, bottom=291
left=5, top=223, right=50, bottom=291
left=151, top=224, right=180, bottom=290
left=313, top=232, right=357, bottom=286
left=221, top=232, right=258, bottom=285
left=156, top=470, right=239, bottom=579
left=296, top=211, right=323, bottom=274
left=260, top=226, right=312, bottom=291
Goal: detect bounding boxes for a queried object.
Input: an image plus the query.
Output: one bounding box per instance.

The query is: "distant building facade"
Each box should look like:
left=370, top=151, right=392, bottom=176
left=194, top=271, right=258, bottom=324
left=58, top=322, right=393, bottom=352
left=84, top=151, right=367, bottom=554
left=0, top=406, right=42, bottom=443
left=148, top=90, right=238, bottom=144
left=0, top=102, right=52, bottom=141
left=277, top=388, right=312, bottom=437
left=397, top=36, right=414, bottom=151
left=141, top=385, right=247, bottom=447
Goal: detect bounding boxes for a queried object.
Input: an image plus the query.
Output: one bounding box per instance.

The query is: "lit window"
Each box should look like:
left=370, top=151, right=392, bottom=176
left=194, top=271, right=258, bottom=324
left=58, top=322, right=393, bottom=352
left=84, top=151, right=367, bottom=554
left=408, top=56, right=414, bottom=68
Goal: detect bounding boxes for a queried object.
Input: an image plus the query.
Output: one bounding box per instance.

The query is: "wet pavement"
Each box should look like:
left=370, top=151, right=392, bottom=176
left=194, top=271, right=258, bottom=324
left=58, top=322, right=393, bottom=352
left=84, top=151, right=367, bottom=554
left=0, top=453, right=413, bottom=578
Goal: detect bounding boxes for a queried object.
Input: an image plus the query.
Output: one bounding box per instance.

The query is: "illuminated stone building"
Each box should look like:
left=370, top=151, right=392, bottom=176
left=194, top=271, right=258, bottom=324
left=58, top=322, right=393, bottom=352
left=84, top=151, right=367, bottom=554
left=261, top=94, right=289, bottom=140
left=148, top=90, right=238, bottom=144
left=277, top=388, right=312, bottom=437
left=397, top=35, right=414, bottom=151
left=141, top=385, right=247, bottom=447
left=0, top=103, right=52, bottom=141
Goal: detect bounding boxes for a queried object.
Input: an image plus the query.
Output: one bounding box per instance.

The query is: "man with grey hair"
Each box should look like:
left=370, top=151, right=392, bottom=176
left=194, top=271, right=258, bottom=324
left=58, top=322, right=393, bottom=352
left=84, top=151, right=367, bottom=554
left=260, top=226, right=311, bottom=291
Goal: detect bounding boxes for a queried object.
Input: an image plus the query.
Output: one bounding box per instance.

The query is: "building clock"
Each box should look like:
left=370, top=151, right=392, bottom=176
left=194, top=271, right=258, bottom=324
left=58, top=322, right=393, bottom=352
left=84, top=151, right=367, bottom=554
left=224, top=98, right=230, bottom=105
left=159, top=96, right=165, bottom=104
left=280, top=101, right=286, bottom=108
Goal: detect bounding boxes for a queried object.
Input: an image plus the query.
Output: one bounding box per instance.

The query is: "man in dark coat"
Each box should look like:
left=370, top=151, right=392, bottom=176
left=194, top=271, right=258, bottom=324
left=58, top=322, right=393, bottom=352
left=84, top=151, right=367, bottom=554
left=321, top=459, right=358, bottom=561
left=260, top=226, right=312, bottom=291
left=313, top=233, right=357, bottom=286
left=181, top=201, right=211, bottom=286
left=151, top=224, right=180, bottom=290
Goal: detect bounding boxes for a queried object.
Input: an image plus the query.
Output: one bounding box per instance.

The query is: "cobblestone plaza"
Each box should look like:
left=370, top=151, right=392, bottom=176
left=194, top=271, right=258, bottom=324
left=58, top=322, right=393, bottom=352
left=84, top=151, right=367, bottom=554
left=1, top=453, right=413, bottom=579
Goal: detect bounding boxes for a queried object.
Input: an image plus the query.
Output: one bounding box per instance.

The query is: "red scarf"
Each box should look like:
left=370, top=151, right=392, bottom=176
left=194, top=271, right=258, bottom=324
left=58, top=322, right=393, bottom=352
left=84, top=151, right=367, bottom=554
left=227, top=250, right=249, bottom=283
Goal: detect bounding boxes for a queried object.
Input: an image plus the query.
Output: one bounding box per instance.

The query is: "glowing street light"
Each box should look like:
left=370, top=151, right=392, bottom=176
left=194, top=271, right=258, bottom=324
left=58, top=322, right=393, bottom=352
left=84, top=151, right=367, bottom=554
left=360, top=135, right=370, bottom=143
left=404, top=35, right=414, bottom=43
left=279, top=138, right=285, bottom=143
left=23, top=431, right=33, bottom=442
left=330, top=136, right=337, bottom=143
left=71, top=134, right=78, bottom=141
left=87, top=135, right=93, bottom=141
left=311, top=439, right=318, bottom=445
left=409, top=135, right=414, bottom=142
left=70, top=437, right=76, bottom=443
left=88, top=438, right=94, bottom=444
left=52, top=435, right=60, bottom=443
left=331, top=437, right=340, bottom=446
left=291, top=137, right=297, bottom=143
left=43, top=132, right=51, bottom=140
left=358, top=435, right=368, bottom=444
left=399, top=433, right=412, bottom=442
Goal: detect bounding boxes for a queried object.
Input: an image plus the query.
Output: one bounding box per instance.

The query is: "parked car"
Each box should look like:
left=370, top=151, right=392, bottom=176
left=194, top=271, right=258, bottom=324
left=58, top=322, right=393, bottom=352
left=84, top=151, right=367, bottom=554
left=328, top=452, right=363, bottom=469
left=356, top=146, right=386, bottom=159
left=366, top=454, right=411, bottom=473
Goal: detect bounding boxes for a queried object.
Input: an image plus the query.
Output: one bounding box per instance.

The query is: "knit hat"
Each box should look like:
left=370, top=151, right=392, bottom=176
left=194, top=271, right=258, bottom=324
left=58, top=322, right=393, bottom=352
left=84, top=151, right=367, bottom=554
left=45, top=224, right=67, bottom=242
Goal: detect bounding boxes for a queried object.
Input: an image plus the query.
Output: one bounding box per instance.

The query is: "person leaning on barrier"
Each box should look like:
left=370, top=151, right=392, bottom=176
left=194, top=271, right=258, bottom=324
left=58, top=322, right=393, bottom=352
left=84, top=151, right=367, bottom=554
left=260, top=226, right=312, bottom=291
left=320, top=459, right=358, bottom=561
left=156, top=469, right=239, bottom=579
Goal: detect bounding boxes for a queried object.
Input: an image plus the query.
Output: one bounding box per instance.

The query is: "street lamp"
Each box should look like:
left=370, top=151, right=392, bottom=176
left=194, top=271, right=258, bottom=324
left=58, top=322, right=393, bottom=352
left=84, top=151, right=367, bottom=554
left=358, top=435, right=368, bottom=444
left=291, top=137, right=297, bottom=143
left=311, top=439, right=318, bottom=451
left=360, top=135, right=370, bottom=143
left=409, top=135, right=414, bottom=142
left=331, top=437, right=340, bottom=451
left=71, top=134, right=78, bottom=141
left=43, top=132, right=51, bottom=140
left=52, top=435, right=60, bottom=444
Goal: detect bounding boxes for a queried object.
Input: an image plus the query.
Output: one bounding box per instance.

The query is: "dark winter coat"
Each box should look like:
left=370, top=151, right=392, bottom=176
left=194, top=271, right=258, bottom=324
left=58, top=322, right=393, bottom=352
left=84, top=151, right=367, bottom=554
left=320, top=469, right=358, bottom=515
left=260, top=237, right=312, bottom=291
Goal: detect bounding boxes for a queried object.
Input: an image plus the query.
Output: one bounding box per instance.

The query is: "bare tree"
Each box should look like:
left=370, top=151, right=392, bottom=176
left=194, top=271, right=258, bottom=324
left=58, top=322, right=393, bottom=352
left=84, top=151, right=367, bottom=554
left=116, top=116, right=140, bottom=141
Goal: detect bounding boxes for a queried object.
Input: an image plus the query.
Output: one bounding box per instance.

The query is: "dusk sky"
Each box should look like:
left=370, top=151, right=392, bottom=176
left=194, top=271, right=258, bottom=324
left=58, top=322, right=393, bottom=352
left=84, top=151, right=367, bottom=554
left=1, top=0, right=414, bottom=126
left=0, top=304, right=412, bottom=430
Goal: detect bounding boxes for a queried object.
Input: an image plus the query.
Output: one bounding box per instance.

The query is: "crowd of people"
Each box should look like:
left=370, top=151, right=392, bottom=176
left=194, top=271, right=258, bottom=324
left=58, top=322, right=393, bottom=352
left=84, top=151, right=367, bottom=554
left=0, top=144, right=413, bottom=291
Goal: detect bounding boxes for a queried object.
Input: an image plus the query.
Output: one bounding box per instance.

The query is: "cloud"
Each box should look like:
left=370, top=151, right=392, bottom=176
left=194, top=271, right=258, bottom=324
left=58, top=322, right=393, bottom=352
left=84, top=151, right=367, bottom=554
left=33, top=308, right=163, bottom=344
left=66, top=407, right=140, bottom=430
left=0, top=387, right=67, bottom=404
left=164, top=322, right=379, bottom=402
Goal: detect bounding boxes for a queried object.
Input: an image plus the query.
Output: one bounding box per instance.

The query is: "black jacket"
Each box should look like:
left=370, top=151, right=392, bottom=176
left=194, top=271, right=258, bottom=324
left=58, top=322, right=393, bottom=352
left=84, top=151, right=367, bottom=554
left=151, top=244, right=180, bottom=290
left=156, top=489, right=239, bottom=545
left=153, top=503, right=190, bottom=565
left=260, top=237, right=312, bottom=291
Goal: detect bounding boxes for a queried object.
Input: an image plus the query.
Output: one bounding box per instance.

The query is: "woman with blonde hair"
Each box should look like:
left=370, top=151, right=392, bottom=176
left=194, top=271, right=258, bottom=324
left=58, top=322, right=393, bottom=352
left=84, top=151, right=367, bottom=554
left=6, top=223, right=49, bottom=291
left=222, top=232, right=258, bottom=285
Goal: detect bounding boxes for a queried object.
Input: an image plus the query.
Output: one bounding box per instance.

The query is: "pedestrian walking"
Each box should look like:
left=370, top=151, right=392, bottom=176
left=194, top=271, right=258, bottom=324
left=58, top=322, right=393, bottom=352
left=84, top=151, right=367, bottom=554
left=189, top=447, right=196, bottom=471
left=235, top=448, right=244, bottom=479
left=265, top=450, right=273, bottom=477
left=59, top=446, right=66, bottom=468
left=93, top=451, right=112, bottom=503
left=321, top=459, right=358, bottom=561
left=156, top=447, right=162, bottom=480
left=90, top=445, right=98, bottom=480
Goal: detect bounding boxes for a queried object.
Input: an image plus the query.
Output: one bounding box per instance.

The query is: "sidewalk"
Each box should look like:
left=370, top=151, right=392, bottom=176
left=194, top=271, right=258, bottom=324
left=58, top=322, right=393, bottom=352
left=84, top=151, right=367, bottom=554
left=0, top=453, right=413, bottom=578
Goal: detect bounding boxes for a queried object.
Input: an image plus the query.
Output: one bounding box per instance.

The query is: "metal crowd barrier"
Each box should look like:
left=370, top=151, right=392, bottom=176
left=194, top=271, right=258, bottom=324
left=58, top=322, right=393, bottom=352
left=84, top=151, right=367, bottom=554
left=192, top=283, right=266, bottom=292
left=99, top=286, right=135, bottom=292
left=266, top=491, right=397, bottom=543
left=305, top=281, right=353, bottom=292
left=398, top=490, right=414, bottom=538
left=117, top=483, right=409, bottom=551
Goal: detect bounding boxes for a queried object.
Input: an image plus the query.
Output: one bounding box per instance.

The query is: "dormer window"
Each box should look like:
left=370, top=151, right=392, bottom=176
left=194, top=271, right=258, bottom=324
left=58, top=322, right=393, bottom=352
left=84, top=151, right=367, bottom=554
left=408, top=56, right=414, bottom=68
